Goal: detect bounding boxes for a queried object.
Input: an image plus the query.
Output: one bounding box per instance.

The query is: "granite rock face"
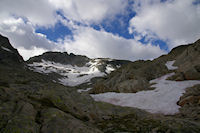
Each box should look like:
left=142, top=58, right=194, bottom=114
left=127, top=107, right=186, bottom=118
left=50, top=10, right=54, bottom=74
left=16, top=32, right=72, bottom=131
left=177, top=84, right=200, bottom=120
left=173, top=39, right=200, bottom=80
left=0, top=35, right=23, bottom=65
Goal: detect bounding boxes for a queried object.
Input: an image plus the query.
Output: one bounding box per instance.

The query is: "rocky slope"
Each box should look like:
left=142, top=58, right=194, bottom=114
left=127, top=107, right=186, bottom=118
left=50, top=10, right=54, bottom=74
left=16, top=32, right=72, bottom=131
left=0, top=35, right=136, bottom=132
left=169, top=39, right=200, bottom=80
left=0, top=34, right=200, bottom=133
left=91, top=39, right=200, bottom=94
left=0, top=34, right=23, bottom=65
left=27, top=51, right=131, bottom=87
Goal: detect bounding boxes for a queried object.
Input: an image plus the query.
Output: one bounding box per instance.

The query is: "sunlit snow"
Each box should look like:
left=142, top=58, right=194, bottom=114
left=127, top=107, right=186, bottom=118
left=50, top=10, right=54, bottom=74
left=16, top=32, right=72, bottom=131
left=91, top=61, right=200, bottom=115
left=105, top=64, right=115, bottom=74
left=165, top=60, right=178, bottom=70
left=28, top=59, right=115, bottom=86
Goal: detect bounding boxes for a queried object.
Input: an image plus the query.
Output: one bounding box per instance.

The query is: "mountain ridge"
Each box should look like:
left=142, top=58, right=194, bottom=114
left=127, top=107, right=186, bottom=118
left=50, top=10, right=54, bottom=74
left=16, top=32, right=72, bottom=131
left=0, top=34, right=24, bottom=65
left=27, top=50, right=131, bottom=87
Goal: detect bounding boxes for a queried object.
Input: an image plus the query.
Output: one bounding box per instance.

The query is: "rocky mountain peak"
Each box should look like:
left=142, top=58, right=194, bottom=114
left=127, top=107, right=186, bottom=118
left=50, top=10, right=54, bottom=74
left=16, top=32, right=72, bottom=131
left=0, top=34, right=23, bottom=65
left=27, top=51, right=131, bottom=87
left=28, top=51, right=90, bottom=67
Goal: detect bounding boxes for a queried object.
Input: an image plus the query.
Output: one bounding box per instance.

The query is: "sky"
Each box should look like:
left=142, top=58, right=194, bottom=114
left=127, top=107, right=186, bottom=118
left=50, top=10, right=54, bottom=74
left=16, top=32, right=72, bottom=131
left=0, top=0, right=200, bottom=61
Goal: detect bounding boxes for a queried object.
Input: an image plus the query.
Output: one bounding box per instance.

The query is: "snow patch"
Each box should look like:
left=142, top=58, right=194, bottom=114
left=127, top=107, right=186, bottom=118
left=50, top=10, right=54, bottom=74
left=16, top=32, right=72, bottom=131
left=1, top=46, right=12, bottom=52
left=28, top=59, right=106, bottom=86
left=105, top=64, right=115, bottom=74
left=116, top=65, right=121, bottom=68
left=165, top=61, right=178, bottom=70
left=91, top=73, right=200, bottom=115
left=77, top=88, right=92, bottom=93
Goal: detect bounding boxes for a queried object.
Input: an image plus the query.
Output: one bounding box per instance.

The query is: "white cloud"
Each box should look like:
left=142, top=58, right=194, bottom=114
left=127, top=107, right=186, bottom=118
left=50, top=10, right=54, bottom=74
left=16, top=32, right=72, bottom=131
left=0, top=0, right=167, bottom=61
left=129, top=0, right=200, bottom=48
left=0, top=0, right=128, bottom=26
left=17, top=47, right=47, bottom=61
left=49, top=0, right=127, bottom=24
left=0, top=16, right=61, bottom=60
left=0, top=17, right=165, bottom=61
left=0, top=0, right=57, bottom=26
left=0, top=17, right=57, bottom=50
left=63, top=27, right=166, bottom=61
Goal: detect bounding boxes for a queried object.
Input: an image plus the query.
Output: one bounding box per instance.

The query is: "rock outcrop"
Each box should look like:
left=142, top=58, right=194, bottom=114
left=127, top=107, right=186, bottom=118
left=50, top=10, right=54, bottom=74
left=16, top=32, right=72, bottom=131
left=171, top=39, right=200, bottom=80
left=0, top=35, right=23, bottom=65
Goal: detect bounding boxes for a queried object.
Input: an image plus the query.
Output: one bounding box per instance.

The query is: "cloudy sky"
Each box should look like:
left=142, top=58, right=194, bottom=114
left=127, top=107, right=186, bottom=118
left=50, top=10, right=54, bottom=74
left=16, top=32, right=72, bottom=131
left=0, top=0, right=200, bottom=61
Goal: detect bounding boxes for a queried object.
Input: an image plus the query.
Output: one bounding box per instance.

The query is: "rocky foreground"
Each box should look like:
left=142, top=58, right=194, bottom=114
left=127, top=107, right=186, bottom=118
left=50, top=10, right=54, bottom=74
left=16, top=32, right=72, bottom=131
left=0, top=34, right=200, bottom=133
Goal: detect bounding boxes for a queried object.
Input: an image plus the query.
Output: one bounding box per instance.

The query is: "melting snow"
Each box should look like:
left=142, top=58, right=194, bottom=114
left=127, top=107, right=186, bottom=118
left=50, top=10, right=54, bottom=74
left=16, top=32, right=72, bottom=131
left=91, top=60, right=200, bottom=115
left=77, top=88, right=92, bottom=93
left=165, top=60, right=178, bottom=70
left=105, top=64, right=115, bottom=74
left=91, top=73, right=200, bottom=115
left=1, top=46, right=12, bottom=52
left=116, top=65, right=121, bottom=68
left=28, top=59, right=106, bottom=86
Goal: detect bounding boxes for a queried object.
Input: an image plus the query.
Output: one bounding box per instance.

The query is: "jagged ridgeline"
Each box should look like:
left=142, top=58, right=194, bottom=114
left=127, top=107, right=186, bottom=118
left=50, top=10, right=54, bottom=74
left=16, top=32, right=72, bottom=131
left=27, top=50, right=131, bottom=87
left=0, top=34, right=200, bottom=133
left=0, top=34, right=23, bottom=65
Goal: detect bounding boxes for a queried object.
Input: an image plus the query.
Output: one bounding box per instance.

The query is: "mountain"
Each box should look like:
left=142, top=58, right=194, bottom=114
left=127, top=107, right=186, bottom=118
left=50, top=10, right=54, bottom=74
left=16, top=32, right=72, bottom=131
left=0, top=34, right=200, bottom=133
left=91, top=38, right=200, bottom=121
left=169, top=39, right=200, bottom=80
left=92, top=39, right=200, bottom=94
left=27, top=51, right=131, bottom=87
left=0, top=34, right=132, bottom=133
left=0, top=34, right=23, bottom=65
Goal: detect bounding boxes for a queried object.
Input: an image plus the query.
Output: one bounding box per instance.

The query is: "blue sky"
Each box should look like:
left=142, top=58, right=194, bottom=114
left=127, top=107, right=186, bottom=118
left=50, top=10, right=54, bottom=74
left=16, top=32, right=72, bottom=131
left=36, top=10, right=169, bottom=51
left=36, top=21, right=73, bottom=42
left=35, top=7, right=136, bottom=41
left=0, top=0, right=199, bottom=60
left=35, top=1, right=169, bottom=51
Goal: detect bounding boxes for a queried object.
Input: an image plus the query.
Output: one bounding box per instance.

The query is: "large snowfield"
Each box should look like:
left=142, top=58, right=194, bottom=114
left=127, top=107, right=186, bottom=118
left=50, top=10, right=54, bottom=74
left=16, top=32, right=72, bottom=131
left=28, top=59, right=115, bottom=86
left=91, top=61, right=200, bottom=115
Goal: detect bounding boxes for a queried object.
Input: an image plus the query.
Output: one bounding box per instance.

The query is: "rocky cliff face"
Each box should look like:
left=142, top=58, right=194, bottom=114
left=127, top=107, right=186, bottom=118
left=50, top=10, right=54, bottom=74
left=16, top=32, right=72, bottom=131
left=170, top=39, right=200, bottom=80
left=0, top=34, right=200, bottom=133
left=0, top=35, right=23, bottom=65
